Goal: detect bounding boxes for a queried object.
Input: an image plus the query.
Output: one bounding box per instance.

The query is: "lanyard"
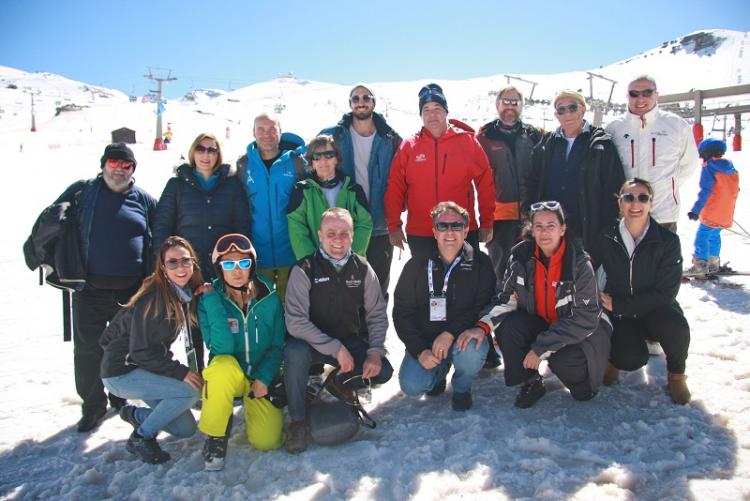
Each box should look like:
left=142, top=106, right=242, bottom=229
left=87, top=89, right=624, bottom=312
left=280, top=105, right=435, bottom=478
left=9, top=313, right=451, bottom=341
left=428, top=257, right=461, bottom=297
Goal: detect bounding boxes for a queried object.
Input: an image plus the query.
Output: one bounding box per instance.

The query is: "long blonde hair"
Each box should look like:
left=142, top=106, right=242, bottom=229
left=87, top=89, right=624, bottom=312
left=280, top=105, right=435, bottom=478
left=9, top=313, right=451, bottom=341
left=188, top=133, right=223, bottom=172
left=124, top=236, right=204, bottom=329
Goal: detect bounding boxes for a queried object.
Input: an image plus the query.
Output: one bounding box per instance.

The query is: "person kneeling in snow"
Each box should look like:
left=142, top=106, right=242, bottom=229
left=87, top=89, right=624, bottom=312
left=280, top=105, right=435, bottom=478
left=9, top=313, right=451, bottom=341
left=470, top=201, right=611, bottom=408
left=393, top=201, right=496, bottom=411
left=197, top=233, right=285, bottom=470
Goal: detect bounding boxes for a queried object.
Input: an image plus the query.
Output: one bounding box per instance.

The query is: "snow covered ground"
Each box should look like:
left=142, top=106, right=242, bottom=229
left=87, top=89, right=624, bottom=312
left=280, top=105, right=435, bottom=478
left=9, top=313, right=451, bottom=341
left=1, top=29, right=750, bottom=500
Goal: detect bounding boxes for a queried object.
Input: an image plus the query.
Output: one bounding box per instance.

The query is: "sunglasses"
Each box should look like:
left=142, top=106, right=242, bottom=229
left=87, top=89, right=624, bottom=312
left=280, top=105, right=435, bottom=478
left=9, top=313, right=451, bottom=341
left=215, top=234, right=253, bottom=256
left=220, top=258, right=253, bottom=271
left=628, top=89, right=656, bottom=98
left=500, top=98, right=520, bottom=106
left=164, top=257, right=195, bottom=270
left=434, top=221, right=467, bottom=232
left=555, top=104, right=579, bottom=115
left=106, top=159, right=134, bottom=169
left=619, top=193, right=652, bottom=203
left=312, top=150, right=337, bottom=161
left=350, top=94, right=374, bottom=104
left=195, top=145, right=219, bottom=154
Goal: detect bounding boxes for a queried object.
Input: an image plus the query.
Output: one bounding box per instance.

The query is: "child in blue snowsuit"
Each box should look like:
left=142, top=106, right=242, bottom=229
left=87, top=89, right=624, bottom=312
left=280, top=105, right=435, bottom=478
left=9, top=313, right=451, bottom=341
left=687, top=138, right=740, bottom=274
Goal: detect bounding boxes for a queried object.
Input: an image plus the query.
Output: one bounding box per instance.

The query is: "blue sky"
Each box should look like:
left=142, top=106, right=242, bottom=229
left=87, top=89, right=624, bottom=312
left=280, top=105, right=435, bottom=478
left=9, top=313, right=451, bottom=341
left=2, top=0, right=748, bottom=99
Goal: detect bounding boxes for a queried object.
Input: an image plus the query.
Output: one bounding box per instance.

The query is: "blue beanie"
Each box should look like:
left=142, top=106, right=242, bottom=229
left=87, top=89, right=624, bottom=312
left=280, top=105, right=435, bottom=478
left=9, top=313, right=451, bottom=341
left=698, top=138, right=726, bottom=160
left=418, top=83, right=448, bottom=115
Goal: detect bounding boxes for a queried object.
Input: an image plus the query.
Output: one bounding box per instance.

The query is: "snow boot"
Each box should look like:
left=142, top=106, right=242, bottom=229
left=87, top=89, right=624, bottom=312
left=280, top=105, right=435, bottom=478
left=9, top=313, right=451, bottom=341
left=76, top=407, right=106, bottom=433
left=686, top=257, right=708, bottom=276
left=451, top=391, right=473, bottom=411
left=668, top=373, right=691, bottom=405
left=284, top=420, right=307, bottom=454
left=426, top=377, right=447, bottom=397
left=203, top=415, right=232, bottom=471
left=515, top=375, right=546, bottom=408
left=126, top=430, right=170, bottom=464
left=603, top=362, right=620, bottom=386
left=707, top=256, right=720, bottom=274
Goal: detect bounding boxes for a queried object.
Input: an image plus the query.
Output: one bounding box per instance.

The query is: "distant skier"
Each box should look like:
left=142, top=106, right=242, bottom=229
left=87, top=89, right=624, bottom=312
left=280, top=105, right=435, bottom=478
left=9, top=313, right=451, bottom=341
left=686, top=138, right=740, bottom=275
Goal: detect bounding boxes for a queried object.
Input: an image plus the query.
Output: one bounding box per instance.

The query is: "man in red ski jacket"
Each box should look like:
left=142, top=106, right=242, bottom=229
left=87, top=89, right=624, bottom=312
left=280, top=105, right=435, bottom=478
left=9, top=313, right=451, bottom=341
left=385, top=83, right=495, bottom=261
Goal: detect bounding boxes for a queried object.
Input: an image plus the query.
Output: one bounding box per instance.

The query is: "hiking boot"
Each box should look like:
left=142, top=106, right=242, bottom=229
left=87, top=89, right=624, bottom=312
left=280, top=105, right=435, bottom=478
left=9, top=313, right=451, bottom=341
left=451, top=391, right=473, bottom=411
left=119, top=405, right=140, bottom=430
left=76, top=408, right=106, bottom=433
left=686, top=257, right=708, bottom=276
left=108, top=394, right=127, bottom=411
left=603, top=362, right=620, bottom=386
left=483, top=348, right=502, bottom=369
left=426, top=377, right=447, bottom=397
left=514, top=375, right=546, bottom=409
left=203, top=435, right=228, bottom=471
left=707, top=256, right=720, bottom=274
left=126, top=430, right=170, bottom=464
left=284, top=420, right=307, bottom=454
left=668, top=373, right=691, bottom=405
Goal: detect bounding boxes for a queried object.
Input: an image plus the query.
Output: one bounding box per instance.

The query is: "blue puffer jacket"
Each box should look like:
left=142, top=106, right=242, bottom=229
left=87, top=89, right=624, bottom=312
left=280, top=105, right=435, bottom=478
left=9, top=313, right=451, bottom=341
left=55, top=176, right=157, bottom=286
left=320, top=112, right=401, bottom=236
left=238, top=132, right=306, bottom=269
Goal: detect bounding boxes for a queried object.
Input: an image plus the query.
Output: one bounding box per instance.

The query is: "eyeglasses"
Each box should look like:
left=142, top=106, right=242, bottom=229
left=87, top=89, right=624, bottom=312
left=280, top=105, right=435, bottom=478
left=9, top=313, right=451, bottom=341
left=164, top=257, right=195, bottom=270
left=628, top=89, right=656, bottom=98
left=350, top=94, right=374, bottom=104
left=220, top=258, right=253, bottom=271
left=619, top=193, right=652, bottom=203
left=106, top=159, right=134, bottom=169
left=215, top=233, right=253, bottom=256
left=195, top=145, right=219, bottom=154
left=500, top=98, right=520, bottom=106
left=312, top=150, right=337, bottom=161
left=555, top=104, right=579, bottom=115
left=434, top=221, right=467, bottom=232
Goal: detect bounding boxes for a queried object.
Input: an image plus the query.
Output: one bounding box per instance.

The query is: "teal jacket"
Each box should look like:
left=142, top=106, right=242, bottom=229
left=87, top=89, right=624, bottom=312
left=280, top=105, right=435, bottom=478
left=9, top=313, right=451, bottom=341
left=286, top=172, right=372, bottom=260
left=198, top=275, right=285, bottom=386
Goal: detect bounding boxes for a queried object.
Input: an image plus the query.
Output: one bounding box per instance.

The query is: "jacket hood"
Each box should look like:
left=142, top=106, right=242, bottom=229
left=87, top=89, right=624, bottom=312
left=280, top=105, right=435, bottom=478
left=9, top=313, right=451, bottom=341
left=707, top=158, right=737, bottom=174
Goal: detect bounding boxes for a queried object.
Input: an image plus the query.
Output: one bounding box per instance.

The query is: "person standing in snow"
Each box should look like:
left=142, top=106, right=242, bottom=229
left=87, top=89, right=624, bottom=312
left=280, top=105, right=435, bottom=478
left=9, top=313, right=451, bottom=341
left=237, top=113, right=307, bottom=300
left=589, top=178, right=691, bottom=405
left=100, top=237, right=204, bottom=464
left=393, top=202, right=496, bottom=411
left=605, top=75, right=699, bottom=233
left=197, top=234, right=285, bottom=470
left=50, top=142, right=157, bottom=432
left=384, top=83, right=495, bottom=261
left=283, top=208, right=392, bottom=454
left=470, top=201, right=612, bottom=408
left=686, top=138, right=740, bottom=275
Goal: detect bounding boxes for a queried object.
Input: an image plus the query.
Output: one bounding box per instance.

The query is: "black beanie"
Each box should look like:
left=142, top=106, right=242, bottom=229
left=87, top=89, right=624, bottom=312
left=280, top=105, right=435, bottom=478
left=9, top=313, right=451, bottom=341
left=100, top=142, right=137, bottom=171
left=418, top=83, right=448, bottom=115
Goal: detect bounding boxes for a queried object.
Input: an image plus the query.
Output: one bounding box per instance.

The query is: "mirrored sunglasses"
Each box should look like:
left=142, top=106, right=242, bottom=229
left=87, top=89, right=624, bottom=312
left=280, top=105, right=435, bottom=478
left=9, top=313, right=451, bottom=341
left=106, top=159, right=134, bottom=169
left=628, top=89, right=656, bottom=98
left=555, top=103, right=579, bottom=115
left=164, top=257, right=195, bottom=270
left=220, top=258, right=253, bottom=271
left=619, top=193, right=652, bottom=203
left=195, top=145, right=219, bottom=154
left=500, top=98, right=520, bottom=106
left=350, top=94, right=374, bottom=104
left=312, top=150, right=337, bottom=161
left=434, top=221, right=467, bottom=232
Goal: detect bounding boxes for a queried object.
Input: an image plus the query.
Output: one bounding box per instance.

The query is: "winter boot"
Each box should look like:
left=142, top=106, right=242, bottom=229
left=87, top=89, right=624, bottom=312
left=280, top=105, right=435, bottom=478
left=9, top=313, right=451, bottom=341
left=126, top=430, right=171, bottom=464
left=668, top=373, right=691, bottom=405
left=284, top=420, right=307, bottom=454
left=451, top=391, right=473, bottom=411
left=514, top=375, right=546, bottom=408
left=707, top=256, right=720, bottom=274
left=76, top=407, right=106, bottom=433
left=426, top=377, right=447, bottom=397
left=686, top=257, right=708, bottom=276
left=203, top=436, right=229, bottom=471
left=603, top=362, right=620, bottom=386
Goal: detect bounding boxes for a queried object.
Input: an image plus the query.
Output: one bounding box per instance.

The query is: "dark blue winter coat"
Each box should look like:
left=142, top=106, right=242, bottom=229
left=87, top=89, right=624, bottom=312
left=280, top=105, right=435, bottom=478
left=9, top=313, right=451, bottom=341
left=238, top=133, right=306, bottom=269
left=54, top=176, right=157, bottom=288
left=320, top=112, right=402, bottom=237
left=152, top=163, right=251, bottom=280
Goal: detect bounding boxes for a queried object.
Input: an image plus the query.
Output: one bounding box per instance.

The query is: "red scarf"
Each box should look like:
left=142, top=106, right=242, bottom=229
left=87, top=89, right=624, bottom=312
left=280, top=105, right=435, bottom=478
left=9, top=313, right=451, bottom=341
left=533, top=240, right=566, bottom=324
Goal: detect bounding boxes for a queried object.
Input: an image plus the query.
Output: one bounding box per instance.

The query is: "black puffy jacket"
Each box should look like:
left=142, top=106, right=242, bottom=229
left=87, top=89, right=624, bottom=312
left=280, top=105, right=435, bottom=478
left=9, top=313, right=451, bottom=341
left=152, top=164, right=251, bottom=279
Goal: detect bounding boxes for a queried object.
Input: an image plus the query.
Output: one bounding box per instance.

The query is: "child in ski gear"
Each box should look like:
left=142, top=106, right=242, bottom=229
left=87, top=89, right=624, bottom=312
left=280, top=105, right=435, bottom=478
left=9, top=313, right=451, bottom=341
left=687, top=138, right=740, bottom=275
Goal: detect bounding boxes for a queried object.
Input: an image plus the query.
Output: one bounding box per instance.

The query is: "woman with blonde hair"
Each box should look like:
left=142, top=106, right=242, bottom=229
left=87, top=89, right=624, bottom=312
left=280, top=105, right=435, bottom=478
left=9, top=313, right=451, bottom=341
left=101, top=236, right=207, bottom=464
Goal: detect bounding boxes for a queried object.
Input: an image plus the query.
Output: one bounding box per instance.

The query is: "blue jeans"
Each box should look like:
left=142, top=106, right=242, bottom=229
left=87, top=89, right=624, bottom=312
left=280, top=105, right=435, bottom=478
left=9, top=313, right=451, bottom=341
left=693, top=223, right=722, bottom=260
left=399, top=339, right=488, bottom=395
left=103, top=368, right=200, bottom=439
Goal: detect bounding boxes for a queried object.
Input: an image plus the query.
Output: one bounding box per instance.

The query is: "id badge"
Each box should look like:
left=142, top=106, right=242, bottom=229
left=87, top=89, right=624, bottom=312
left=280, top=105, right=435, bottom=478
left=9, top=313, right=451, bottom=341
left=186, top=348, right=199, bottom=372
left=429, top=296, right=447, bottom=322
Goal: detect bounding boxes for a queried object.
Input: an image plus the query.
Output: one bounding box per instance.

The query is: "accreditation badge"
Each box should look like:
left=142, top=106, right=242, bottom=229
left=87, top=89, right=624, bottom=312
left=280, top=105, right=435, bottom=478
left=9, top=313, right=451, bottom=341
left=227, top=318, right=240, bottom=334
left=429, top=296, right=447, bottom=322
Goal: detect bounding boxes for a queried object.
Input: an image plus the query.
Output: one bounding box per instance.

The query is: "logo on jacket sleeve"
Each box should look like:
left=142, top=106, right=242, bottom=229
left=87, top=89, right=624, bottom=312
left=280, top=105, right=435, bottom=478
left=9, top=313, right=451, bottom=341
left=415, top=153, right=427, bottom=162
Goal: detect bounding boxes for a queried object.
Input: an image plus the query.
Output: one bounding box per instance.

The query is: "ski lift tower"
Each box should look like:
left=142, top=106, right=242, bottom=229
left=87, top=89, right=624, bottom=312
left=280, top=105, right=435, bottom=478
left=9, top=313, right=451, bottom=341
left=586, top=72, right=617, bottom=126
left=144, top=67, right=177, bottom=151
left=23, top=87, right=41, bottom=132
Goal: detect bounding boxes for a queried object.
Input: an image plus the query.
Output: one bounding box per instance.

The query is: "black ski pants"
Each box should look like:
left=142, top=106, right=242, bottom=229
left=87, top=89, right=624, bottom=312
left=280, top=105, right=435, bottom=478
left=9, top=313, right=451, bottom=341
left=498, top=310, right=593, bottom=399
left=366, top=234, right=394, bottom=301
left=610, top=303, right=690, bottom=374
left=73, top=284, right=138, bottom=413
left=485, top=219, right=522, bottom=289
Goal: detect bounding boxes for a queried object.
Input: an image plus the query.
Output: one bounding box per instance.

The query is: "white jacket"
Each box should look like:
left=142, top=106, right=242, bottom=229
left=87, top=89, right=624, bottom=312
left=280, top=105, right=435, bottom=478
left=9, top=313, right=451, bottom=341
left=605, top=106, right=699, bottom=223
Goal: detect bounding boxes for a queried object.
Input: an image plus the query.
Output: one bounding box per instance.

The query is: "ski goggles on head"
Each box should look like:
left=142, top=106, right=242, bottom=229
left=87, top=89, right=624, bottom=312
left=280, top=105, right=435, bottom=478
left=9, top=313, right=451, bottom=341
left=214, top=233, right=253, bottom=256
left=530, top=200, right=565, bottom=222
left=219, top=258, right=253, bottom=271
